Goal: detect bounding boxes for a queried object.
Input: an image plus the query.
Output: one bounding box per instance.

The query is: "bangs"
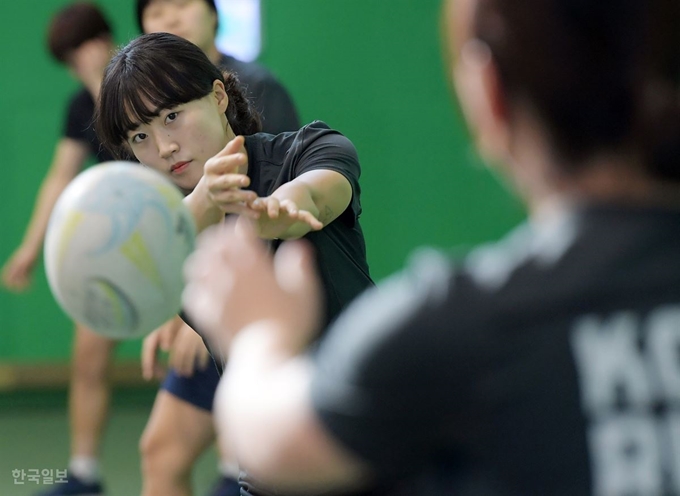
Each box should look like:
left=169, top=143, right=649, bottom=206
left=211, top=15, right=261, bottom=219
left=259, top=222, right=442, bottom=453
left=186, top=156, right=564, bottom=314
left=104, top=55, right=213, bottom=142
left=96, top=33, right=222, bottom=158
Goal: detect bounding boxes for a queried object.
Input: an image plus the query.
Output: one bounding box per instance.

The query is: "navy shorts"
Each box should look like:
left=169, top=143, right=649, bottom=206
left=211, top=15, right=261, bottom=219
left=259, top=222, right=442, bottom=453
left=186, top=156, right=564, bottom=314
left=160, top=359, right=222, bottom=412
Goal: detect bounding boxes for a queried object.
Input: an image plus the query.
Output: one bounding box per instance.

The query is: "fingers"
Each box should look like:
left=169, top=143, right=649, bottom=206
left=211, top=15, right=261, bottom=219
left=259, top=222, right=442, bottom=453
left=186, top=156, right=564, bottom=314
left=215, top=135, right=246, bottom=159
left=274, top=241, right=321, bottom=300
left=208, top=188, right=258, bottom=209
left=3, top=271, right=30, bottom=292
left=208, top=171, right=251, bottom=191
left=294, top=210, right=324, bottom=230
left=182, top=227, right=234, bottom=335
left=169, top=324, right=210, bottom=378
left=248, top=198, right=323, bottom=231
left=141, top=331, right=161, bottom=381
left=158, top=315, right=182, bottom=351
left=205, top=136, right=247, bottom=175
left=170, top=346, right=195, bottom=378
left=193, top=219, right=262, bottom=258
left=183, top=220, right=270, bottom=340
left=2, top=257, right=33, bottom=292
left=202, top=136, right=256, bottom=214
left=197, top=347, right=211, bottom=371
left=267, top=197, right=282, bottom=218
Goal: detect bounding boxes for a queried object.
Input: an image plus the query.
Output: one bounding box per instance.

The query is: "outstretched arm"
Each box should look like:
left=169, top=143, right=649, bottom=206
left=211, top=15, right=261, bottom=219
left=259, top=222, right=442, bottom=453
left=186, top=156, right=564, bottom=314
left=2, top=138, right=88, bottom=291
left=247, top=169, right=352, bottom=240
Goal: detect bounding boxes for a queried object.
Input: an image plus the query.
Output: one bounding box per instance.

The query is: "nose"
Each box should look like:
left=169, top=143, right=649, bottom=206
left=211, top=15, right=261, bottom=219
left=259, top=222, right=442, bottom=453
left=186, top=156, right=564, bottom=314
left=156, top=132, right=179, bottom=159
left=161, top=9, right=181, bottom=32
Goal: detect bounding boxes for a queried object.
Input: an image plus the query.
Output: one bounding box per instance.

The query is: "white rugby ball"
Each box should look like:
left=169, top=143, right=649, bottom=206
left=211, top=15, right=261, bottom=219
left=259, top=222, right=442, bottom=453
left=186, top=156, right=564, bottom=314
left=44, top=162, right=196, bottom=339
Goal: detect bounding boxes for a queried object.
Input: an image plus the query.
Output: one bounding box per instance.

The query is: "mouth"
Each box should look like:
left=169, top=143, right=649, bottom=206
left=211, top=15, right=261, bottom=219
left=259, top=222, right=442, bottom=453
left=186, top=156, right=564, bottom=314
left=170, top=161, right=191, bottom=174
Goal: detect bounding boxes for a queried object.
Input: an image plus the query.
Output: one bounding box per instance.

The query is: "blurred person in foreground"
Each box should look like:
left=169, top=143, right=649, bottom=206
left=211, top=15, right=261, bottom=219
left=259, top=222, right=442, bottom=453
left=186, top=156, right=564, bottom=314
left=184, top=0, right=680, bottom=494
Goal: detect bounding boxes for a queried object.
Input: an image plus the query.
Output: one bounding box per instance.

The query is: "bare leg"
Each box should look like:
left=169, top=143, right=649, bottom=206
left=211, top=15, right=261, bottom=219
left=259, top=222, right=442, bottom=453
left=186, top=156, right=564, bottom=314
left=140, top=390, right=216, bottom=496
left=69, top=323, right=117, bottom=459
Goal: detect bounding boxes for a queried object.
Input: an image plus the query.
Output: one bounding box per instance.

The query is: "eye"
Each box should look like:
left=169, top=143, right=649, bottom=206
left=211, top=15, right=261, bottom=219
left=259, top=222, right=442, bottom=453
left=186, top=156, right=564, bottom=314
left=165, top=112, right=179, bottom=124
left=131, top=133, right=147, bottom=144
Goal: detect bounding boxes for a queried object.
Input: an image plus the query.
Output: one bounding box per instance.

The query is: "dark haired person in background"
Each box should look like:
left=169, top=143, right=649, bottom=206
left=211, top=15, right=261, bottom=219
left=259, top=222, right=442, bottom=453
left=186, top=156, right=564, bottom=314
left=96, top=32, right=371, bottom=496
left=134, top=2, right=301, bottom=494
left=1, top=4, right=117, bottom=496
left=184, top=0, right=680, bottom=494
left=136, top=0, right=299, bottom=135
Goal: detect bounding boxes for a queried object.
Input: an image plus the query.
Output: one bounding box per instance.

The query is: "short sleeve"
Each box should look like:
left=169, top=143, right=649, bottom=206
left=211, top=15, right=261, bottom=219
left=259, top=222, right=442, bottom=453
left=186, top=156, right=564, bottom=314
left=310, top=249, right=474, bottom=478
left=63, top=91, right=91, bottom=143
left=293, top=123, right=362, bottom=225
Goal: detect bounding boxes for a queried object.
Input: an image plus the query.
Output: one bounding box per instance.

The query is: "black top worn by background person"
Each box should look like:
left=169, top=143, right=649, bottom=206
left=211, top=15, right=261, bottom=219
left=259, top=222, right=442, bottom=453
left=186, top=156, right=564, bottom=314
left=65, top=89, right=114, bottom=163
left=311, top=204, right=680, bottom=495
left=219, top=54, right=300, bottom=134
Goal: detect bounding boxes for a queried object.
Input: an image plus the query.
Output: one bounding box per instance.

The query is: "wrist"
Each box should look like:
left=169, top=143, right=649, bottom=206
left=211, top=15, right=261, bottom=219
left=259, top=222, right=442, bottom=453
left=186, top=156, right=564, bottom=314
left=18, top=240, right=40, bottom=260
left=184, top=182, right=223, bottom=233
left=228, top=320, right=300, bottom=369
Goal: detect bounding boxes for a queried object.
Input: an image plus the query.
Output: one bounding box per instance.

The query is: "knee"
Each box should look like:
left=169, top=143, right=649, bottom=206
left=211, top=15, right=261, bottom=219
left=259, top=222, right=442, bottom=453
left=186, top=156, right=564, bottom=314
left=140, top=424, right=192, bottom=479
left=71, top=349, right=110, bottom=383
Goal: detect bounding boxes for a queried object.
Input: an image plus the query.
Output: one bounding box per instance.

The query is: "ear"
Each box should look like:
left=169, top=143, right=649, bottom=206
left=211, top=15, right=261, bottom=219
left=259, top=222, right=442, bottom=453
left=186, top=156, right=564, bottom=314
left=453, top=40, right=511, bottom=164
left=212, top=79, right=229, bottom=113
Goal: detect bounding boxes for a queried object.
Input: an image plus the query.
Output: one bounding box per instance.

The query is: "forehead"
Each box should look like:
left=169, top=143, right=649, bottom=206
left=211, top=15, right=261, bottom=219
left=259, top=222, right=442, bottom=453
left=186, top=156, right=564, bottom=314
left=123, top=96, right=159, bottom=131
left=144, top=0, right=197, bottom=11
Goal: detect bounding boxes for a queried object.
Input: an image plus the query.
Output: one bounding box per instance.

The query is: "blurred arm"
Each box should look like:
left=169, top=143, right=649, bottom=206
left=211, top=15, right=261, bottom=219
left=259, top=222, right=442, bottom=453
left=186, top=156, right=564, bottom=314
left=16, top=138, right=89, bottom=255
left=216, top=324, right=371, bottom=493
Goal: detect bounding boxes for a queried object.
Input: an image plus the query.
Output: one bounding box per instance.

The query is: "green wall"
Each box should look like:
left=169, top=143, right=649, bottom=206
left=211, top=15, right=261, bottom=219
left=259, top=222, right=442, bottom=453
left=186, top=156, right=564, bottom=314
left=0, top=0, right=524, bottom=363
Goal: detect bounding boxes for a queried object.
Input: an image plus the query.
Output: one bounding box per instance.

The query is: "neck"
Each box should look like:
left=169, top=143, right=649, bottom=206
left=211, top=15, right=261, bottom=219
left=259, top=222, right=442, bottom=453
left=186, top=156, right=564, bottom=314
left=84, top=77, right=103, bottom=101
left=205, top=43, right=222, bottom=66
left=524, top=154, right=680, bottom=219
left=499, top=112, right=680, bottom=218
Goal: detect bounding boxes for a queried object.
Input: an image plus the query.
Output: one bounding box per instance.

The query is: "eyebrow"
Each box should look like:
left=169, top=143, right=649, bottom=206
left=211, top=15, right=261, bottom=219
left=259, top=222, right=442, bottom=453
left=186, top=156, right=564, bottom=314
left=124, top=106, right=162, bottom=135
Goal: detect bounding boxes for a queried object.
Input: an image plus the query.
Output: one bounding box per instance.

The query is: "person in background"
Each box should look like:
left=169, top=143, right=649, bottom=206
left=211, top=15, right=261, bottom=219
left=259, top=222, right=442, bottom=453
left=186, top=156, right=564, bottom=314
left=2, top=4, right=118, bottom=496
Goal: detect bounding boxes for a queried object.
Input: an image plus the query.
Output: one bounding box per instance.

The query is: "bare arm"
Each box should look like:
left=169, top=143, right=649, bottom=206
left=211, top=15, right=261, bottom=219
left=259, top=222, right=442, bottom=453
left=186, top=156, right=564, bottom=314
left=2, top=138, right=89, bottom=290
left=20, top=138, right=89, bottom=252
left=248, top=169, right=353, bottom=240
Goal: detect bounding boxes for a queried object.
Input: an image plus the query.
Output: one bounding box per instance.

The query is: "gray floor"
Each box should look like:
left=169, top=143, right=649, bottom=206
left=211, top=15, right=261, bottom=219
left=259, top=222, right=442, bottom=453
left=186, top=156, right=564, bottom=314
left=0, top=389, right=219, bottom=496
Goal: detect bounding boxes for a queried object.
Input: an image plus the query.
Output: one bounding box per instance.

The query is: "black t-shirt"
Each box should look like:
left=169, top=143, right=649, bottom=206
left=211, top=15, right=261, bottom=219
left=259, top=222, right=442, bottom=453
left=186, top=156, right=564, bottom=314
left=236, top=121, right=373, bottom=496
left=243, top=121, right=372, bottom=327
left=311, top=203, right=680, bottom=495
left=182, top=121, right=372, bottom=339
left=219, top=54, right=300, bottom=135
left=64, top=88, right=114, bottom=163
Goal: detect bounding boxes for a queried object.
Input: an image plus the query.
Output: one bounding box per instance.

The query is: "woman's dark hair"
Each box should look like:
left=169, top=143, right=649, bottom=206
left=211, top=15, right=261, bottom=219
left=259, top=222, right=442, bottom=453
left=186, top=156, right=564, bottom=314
left=47, top=2, right=112, bottom=63
left=95, top=32, right=261, bottom=159
left=473, top=0, right=680, bottom=181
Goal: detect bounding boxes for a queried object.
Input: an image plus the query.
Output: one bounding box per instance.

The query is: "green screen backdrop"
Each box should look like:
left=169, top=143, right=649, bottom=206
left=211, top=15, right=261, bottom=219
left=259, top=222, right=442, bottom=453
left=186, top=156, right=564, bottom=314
left=0, top=0, right=524, bottom=363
